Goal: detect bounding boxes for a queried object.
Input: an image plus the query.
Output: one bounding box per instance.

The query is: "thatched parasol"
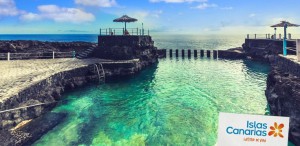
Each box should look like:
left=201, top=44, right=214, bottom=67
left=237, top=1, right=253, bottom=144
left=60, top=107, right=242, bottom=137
left=271, top=21, right=300, bottom=56
left=113, top=15, right=138, bottom=31
left=271, top=21, right=300, bottom=27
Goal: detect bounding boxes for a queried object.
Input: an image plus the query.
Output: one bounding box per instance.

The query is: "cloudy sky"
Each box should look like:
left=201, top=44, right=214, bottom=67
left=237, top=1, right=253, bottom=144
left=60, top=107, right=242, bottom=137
left=0, top=0, right=300, bottom=35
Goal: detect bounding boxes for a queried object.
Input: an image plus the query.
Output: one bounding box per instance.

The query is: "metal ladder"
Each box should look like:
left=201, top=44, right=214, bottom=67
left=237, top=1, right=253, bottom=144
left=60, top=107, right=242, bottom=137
left=93, top=63, right=105, bottom=83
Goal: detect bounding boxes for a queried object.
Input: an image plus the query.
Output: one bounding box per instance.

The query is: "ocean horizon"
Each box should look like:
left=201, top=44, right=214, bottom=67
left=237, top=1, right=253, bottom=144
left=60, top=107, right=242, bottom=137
left=0, top=34, right=246, bottom=51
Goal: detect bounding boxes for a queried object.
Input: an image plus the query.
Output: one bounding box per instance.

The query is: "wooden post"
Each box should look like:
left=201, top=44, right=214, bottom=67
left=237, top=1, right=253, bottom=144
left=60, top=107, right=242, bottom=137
left=53, top=51, right=55, bottom=59
left=7, top=52, right=10, bottom=61
left=266, top=34, right=268, bottom=39
left=176, top=49, right=179, bottom=57
left=213, top=50, right=218, bottom=59
left=169, top=49, right=173, bottom=58
left=194, top=50, right=197, bottom=57
left=200, top=50, right=204, bottom=57
left=188, top=50, right=191, bottom=58
left=297, top=39, right=300, bottom=62
left=255, top=34, right=257, bottom=39
left=182, top=50, right=185, bottom=58
left=207, top=50, right=211, bottom=58
left=247, top=34, right=249, bottom=39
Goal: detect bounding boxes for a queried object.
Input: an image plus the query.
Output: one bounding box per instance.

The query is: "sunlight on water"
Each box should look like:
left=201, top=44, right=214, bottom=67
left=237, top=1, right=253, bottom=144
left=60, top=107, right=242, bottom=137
left=152, top=35, right=245, bottom=50
left=33, top=58, right=270, bottom=146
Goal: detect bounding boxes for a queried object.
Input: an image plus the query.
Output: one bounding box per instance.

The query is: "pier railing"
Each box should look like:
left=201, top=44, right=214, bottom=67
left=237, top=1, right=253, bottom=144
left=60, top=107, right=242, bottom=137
left=0, top=51, right=75, bottom=60
left=246, top=33, right=300, bottom=40
left=99, top=28, right=150, bottom=36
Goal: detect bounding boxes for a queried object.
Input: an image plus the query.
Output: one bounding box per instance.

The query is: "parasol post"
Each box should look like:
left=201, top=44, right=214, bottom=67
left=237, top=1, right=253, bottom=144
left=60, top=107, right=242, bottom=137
left=274, top=28, right=277, bottom=39
left=125, top=22, right=127, bottom=31
left=283, top=23, right=287, bottom=56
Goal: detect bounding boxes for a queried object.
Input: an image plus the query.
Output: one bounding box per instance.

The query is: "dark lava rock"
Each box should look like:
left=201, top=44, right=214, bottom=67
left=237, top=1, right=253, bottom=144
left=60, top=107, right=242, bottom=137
left=266, top=68, right=300, bottom=145
left=157, top=49, right=166, bottom=58
left=218, top=47, right=246, bottom=59
left=0, top=112, right=67, bottom=146
left=0, top=40, right=96, bottom=53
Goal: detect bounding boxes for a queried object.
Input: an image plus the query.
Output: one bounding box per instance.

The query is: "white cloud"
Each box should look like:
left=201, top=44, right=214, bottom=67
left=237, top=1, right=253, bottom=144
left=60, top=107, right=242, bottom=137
left=249, top=13, right=256, bottom=18
left=20, top=13, right=41, bottom=21
left=150, top=0, right=207, bottom=3
left=20, top=5, right=95, bottom=23
left=194, top=3, right=217, bottom=10
left=75, top=0, right=117, bottom=7
left=152, top=10, right=163, bottom=18
left=0, top=0, right=20, bottom=16
left=221, top=7, right=233, bottom=10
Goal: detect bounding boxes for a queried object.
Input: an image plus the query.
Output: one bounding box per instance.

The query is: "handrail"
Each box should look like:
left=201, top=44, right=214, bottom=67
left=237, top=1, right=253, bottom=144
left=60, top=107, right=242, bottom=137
left=246, top=33, right=299, bottom=40
left=93, top=64, right=101, bottom=83
left=99, top=63, right=105, bottom=83
left=93, top=63, right=105, bottom=84
left=0, top=101, right=57, bottom=114
left=0, top=51, right=75, bottom=60
left=99, top=27, right=150, bottom=36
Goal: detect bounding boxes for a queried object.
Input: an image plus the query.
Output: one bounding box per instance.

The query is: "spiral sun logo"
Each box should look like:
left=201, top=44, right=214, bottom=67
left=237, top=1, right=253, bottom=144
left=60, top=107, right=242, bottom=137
left=268, top=122, right=284, bottom=138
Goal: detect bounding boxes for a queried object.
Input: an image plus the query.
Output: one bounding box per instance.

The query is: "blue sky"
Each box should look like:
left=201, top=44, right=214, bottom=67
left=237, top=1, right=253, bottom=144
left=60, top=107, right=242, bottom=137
left=0, top=0, right=300, bottom=35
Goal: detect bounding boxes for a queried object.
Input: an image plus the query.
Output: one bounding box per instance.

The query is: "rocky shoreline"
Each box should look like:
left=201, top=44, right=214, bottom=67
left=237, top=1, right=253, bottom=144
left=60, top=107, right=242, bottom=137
left=242, top=39, right=300, bottom=145
left=0, top=38, right=158, bottom=145
left=0, top=38, right=299, bottom=145
left=0, top=40, right=96, bottom=54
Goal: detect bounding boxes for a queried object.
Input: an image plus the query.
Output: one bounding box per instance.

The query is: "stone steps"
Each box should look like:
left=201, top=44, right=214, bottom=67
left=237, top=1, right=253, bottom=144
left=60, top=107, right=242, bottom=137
left=76, top=47, right=95, bottom=59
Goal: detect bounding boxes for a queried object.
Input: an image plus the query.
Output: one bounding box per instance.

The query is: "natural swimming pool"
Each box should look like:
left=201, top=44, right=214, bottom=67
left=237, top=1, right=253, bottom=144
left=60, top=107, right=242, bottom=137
left=33, top=58, right=270, bottom=146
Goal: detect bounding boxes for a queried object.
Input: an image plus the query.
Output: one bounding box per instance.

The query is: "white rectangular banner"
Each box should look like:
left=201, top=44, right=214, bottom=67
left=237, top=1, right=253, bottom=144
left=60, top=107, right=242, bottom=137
left=217, top=113, right=290, bottom=146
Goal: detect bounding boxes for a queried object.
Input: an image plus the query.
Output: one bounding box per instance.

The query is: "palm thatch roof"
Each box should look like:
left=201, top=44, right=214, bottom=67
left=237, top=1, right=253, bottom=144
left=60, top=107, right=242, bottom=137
left=113, top=15, right=138, bottom=23
left=271, top=21, right=300, bottom=27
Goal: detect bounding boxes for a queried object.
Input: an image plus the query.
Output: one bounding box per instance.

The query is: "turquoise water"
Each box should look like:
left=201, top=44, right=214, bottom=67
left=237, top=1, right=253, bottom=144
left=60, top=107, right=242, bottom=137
left=33, top=58, right=270, bottom=146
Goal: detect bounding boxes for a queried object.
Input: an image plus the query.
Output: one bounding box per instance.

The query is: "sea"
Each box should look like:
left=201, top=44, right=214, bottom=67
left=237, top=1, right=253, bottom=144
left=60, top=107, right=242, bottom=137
left=0, top=34, right=288, bottom=145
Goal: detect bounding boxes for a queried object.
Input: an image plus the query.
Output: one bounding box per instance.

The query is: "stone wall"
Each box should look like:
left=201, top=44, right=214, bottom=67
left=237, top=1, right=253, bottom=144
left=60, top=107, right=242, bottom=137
left=243, top=39, right=296, bottom=61
left=95, top=36, right=158, bottom=66
left=0, top=66, right=96, bottom=130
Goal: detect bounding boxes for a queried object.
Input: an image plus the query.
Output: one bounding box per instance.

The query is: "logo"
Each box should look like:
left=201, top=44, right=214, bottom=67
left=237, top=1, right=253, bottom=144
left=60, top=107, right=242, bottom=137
left=225, top=121, right=268, bottom=136
left=217, top=113, right=290, bottom=146
left=268, top=122, right=284, bottom=138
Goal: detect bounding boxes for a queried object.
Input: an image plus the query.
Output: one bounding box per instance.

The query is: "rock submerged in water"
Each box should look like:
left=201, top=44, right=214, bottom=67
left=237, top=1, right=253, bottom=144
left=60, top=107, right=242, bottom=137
left=0, top=112, right=67, bottom=146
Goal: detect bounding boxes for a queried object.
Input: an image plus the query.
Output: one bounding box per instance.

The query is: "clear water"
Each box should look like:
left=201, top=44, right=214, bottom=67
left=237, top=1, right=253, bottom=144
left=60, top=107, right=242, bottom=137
left=33, top=58, right=270, bottom=146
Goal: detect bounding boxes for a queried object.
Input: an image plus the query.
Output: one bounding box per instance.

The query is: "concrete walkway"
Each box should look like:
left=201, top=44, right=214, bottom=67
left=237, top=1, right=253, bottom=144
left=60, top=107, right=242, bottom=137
left=0, top=58, right=139, bottom=102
